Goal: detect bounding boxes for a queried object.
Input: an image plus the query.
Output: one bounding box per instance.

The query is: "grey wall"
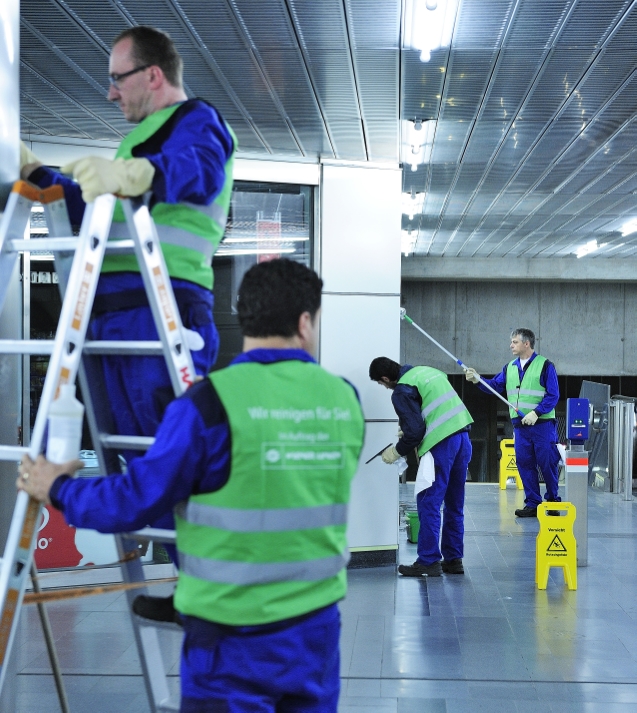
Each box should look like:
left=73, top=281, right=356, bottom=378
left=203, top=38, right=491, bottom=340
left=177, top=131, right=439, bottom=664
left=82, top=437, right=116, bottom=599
left=401, top=281, right=637, bottom=376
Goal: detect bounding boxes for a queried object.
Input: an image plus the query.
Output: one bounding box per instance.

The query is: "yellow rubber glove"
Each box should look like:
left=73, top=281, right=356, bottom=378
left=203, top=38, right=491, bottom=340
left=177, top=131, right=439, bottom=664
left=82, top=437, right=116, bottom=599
left=521, top=411, right=538, bottom=426
left=20, top=141, right=43, bottom=180
left=61, top=156, right=155, bottom=203
left=381, top=445, right=401, bottom=464
left=20, top=141, right=40, bottom=170
left=465, top=367, right=480, bottom=384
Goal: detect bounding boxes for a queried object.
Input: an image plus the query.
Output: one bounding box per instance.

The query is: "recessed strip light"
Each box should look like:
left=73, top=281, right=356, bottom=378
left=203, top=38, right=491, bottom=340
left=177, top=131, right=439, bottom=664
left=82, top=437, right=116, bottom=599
left=216, top=247, right=296, bottom=257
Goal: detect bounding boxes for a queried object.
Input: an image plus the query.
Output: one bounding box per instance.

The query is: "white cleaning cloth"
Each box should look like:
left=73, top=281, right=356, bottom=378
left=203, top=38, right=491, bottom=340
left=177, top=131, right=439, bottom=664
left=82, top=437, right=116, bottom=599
left=415, top=451, right=435, bottom=497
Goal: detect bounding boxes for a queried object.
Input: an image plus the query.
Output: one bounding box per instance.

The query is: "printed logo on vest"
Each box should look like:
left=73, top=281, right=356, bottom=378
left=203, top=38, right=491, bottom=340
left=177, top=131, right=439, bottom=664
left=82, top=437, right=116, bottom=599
left=261, top=442, right=346, bottom=469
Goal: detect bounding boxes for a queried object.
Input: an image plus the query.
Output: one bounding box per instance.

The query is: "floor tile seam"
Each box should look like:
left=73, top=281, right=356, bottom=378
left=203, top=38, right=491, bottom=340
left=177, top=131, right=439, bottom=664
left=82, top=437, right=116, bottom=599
left=340, top=675, right=637, bottom=684
left=16, top=671, right=182, bottom=677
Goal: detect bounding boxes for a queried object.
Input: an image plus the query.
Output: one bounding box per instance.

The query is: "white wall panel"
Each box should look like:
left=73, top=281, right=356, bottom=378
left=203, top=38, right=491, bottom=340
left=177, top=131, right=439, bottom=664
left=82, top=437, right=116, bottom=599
left=321, top=164, right=401, bottom=295
left=320, top=293, right=400, bottom=421
left=320, top=164, right=402, bottom=554
left=347, top=421, right=399, bottom=550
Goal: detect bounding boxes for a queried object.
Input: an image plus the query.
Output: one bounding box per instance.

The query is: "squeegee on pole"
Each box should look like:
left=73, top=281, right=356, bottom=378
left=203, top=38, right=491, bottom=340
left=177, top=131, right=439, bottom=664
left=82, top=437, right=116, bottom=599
left=399, top=308, right=525, bottom=419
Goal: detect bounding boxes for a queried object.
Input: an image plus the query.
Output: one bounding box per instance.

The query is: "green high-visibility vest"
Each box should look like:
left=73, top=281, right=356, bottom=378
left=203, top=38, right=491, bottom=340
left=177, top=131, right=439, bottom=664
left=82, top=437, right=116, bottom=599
left=174, top=359, right=365, bottom=626
left=101, top=101, right=236, bottom=290
left=505, top=355, right=555, bottom=420
left=397, top=366, right=473, bottom=456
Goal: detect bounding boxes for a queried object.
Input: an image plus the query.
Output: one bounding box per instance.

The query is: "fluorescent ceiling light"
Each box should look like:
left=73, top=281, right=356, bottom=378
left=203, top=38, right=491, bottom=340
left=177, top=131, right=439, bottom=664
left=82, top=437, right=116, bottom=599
left=401, top=229, right=417, bottom=256
left=222, top=236, right=309, bottom=243
left=402, top=192, right=426, bottom=219
left=401, top=119, right=436, bottom=171
left=574, top=240, right=607, bottom=258
left=620, top=218, right=637, bottom=237
left=216, top=247, right=296, bottom=257
left=404, top=0, right=458, bottom=62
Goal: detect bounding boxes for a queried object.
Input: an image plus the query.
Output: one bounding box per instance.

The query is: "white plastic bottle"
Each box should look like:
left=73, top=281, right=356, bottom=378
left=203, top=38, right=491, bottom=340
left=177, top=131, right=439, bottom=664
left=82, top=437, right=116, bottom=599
left=47, top=384, right=85, bottom=464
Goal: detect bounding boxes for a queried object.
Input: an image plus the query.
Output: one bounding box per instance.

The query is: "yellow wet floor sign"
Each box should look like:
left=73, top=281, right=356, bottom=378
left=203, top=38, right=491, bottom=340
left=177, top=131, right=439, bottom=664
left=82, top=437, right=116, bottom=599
left=499, top=439, right=523, bottom=490
left=535, top=502, right=577, bottom=590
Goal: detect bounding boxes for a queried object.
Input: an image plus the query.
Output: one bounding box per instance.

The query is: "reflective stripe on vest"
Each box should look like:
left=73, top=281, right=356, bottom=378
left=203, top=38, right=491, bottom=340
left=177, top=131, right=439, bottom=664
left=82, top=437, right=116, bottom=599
left=422, top=391, right=456, bottom=419
left=109, top=222, right=215, bottom=262
left=180, top=551, right=349, bottom=586
left=175, top=500, right=348, bottom=533
left=182, top=201, right=228, bottom=230
left=425, top=403, right=469, bottom=435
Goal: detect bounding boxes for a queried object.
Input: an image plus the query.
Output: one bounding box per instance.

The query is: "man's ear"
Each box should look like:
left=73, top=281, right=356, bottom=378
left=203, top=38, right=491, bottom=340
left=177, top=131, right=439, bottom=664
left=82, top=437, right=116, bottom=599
left=147, top=65, right=165, bottom=90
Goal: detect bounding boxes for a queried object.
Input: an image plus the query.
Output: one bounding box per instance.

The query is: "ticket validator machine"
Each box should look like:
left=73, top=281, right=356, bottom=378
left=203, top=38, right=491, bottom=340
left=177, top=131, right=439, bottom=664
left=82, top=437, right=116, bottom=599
left=565, top=398, right=590, bottom=567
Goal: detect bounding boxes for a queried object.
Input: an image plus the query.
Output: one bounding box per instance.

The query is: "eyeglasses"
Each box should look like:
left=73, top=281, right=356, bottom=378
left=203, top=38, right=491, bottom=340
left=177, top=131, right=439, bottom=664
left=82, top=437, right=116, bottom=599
left=108, top=65, right=150, bottom=89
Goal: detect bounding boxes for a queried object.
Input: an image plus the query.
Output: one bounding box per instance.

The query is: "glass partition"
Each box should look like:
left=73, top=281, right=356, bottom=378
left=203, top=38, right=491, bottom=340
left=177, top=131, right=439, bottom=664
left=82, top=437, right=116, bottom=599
left=213, top=181, right=314, bottom=368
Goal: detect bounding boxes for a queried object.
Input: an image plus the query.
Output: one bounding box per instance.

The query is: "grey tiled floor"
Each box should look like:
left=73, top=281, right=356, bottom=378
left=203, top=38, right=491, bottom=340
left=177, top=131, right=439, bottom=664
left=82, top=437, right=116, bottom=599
left=15, top=482, right=637, bottom=712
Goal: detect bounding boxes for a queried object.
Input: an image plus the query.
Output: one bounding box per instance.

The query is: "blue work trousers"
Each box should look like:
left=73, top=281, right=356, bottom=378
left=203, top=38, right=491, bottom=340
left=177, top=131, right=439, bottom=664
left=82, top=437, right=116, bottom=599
left=180, top=604, right=340, bottom=713
left=89, top=293, right=219, bottom=549
left=416, top=431, right=472, bottom=566
left=513, top=420, right=561, bottom=507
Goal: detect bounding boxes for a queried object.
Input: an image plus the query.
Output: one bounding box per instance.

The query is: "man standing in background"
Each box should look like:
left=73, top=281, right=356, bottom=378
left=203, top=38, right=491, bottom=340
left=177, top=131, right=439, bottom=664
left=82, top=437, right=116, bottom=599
left=465, top=328, right=560, bottom=517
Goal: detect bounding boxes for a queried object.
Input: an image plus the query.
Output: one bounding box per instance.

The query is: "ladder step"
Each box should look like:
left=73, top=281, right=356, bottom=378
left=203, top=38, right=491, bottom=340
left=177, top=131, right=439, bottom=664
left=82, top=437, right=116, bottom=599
left=8, top=238, right=79, bottom=253
left=0, top=340, right=164, bottom=356
left=0, top=446, right=29, bottom=461
left=83, top=340, right=164, bottom=356
left=125, top=528, right=176, bottom=545
left=100, top=435, right=155, bottom=451
left=0, top=340, right=54, bottom=355
left=7, top=238, right=135, bottom=255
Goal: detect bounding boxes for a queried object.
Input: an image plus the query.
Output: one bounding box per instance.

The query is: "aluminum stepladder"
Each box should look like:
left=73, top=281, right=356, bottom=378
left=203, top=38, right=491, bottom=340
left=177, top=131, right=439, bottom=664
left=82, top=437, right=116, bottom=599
left=0, top=180, right=195, bottom=712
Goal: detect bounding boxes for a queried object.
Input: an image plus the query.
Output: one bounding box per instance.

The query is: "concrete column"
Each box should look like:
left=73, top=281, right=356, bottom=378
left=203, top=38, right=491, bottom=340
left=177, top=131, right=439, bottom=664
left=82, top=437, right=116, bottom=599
left=319, top=163, right=402, bottom=565
left=0, top=0, right=21, bottom=707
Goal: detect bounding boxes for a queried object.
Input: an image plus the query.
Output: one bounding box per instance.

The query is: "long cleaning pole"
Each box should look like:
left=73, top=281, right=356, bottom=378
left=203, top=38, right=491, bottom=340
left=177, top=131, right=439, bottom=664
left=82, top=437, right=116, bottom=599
left=400, top=309, right=525, bottom=418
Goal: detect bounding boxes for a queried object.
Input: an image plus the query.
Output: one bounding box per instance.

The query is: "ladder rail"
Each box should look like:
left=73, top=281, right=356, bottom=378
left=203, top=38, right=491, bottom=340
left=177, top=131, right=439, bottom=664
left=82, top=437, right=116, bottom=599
left=28, top=195, right=115, bottom=460
left=0, top=192, right=115, bottom=697
left=122, top=199, right=195, bottom=396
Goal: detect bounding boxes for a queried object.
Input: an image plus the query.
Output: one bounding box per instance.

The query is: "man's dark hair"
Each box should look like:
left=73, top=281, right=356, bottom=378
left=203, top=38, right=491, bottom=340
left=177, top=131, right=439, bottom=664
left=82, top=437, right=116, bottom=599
left=237, top=259, right=323, bottom=338
left=511, top=328, right=535, bottom=349
left=113, top=26, right=183, bottom=88
left=369, top=357, right=401, bottom=382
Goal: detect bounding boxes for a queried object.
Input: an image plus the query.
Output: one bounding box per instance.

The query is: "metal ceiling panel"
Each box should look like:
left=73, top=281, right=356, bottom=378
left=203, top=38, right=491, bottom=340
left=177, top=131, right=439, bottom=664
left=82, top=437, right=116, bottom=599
left=17, top=0, right=637, bottom=261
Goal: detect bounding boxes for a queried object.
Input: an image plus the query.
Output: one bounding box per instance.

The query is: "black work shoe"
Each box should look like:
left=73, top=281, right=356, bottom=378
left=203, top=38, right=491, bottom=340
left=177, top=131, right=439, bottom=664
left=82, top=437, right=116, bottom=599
left=441, top=558, right=464, bottom=574
left=515, top=506, right=538, bottom=518
left=398, top=560, right=442, bottom=577
left=132, top=593, right=181, bottom=625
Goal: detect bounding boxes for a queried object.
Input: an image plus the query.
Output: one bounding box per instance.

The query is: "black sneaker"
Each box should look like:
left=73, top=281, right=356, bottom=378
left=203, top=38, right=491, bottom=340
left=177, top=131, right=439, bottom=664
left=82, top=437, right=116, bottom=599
left=515, top=506, right=538, bottom=518
left=132, top=593, right=181, bottom=625
left=441, top=558, right=464, bottom=574
left=398, top=560, right=442, bottom=577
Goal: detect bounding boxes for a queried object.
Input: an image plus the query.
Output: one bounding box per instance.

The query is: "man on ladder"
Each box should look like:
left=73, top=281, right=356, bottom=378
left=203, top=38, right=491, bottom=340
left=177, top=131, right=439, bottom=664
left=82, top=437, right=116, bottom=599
left=18, top=258, right=365, bottom=713
left=21, top=25, right=236, bottom=621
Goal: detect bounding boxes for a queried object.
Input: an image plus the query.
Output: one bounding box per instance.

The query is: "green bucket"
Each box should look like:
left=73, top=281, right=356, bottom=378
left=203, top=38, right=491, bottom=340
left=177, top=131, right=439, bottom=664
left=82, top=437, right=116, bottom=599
left=406, top=510, right=420, bottom=543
